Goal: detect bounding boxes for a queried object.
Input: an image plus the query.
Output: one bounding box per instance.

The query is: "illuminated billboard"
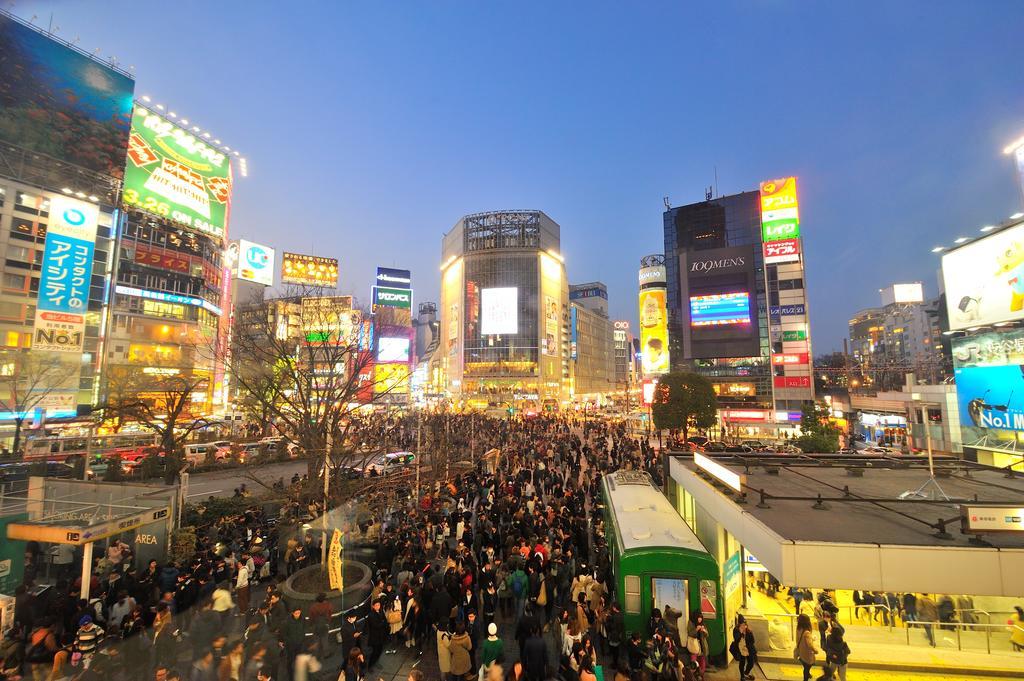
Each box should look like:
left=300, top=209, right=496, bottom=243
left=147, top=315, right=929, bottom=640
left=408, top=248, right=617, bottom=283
left=377, top=337, right=411, bottom=363
left=942, top=223, right=1024, bottom=330
left=122, top=106, right=232, bottom=240
left=689, top=292, right=751, bottom=327
left=760, top=177, right=800, bottom=242
left=372, top=286, right=412, bottom=309
left=236, top=239, right=274, bottom=286
left=481, top=287, right=518, bottom=335
left=953, top=328, right=1024, bottom=432
left=0, top=15, right=135, bottom=178
left=639, top=288, right=669, bottom=374
left=281, top=252, right=339, bottom=287
left=376, top=267, right=411, bottom=289
left=301, top=296, right=355, bottom=345
left=374, top=363, right=409, bottom=394
left=763, top=239, right=800, bottom=264
left=33, top=196, right=98, bottom=353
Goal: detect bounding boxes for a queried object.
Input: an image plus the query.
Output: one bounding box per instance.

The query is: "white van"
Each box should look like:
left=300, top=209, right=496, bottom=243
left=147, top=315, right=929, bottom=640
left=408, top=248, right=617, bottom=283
left=183, top=441, right=230, bottom=466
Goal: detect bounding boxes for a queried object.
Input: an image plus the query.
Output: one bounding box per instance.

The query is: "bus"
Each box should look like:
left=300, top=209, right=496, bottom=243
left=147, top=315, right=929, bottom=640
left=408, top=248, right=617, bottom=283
left=600, top=470, right=726, bottom=656
left=23, top=432, right=159, bottom=463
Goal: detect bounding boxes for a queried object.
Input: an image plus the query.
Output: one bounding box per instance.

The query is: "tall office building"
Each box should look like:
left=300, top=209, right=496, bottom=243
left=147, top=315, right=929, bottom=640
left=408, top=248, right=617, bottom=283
left=569, top=282, right=614, bottom=399
left=439, top=210, right=568, bottom=411
left=662, top=178, right=814, bottom=437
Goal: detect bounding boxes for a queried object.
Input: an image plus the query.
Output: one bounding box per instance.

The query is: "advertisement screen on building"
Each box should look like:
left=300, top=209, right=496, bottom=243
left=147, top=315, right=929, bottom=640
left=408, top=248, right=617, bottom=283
left=480, top=287, right=518, bottom=335
left=942, top=224, right=1024, bottom=330
left=377, top=337, right=411, bottom=363
left=281, top=252, right=339, bottom=288
left=372, top=286, right=412, bottom=309
left=0, top=16, right=135, bottom=178
left=683, top=244, right=759, bottom=359
left=689, top=292, right=751, bottom=327
left=759, top=177, right=800, bottom=242
left=33, top=196, right=99, bottom=353
left=301, top=296, right=355, bottom=345
left=763, top=239, right=800, bottom=264
left=376, top=267, right=411, bottom=289
left=236, top=239, right=274, bottom=286
left=953, top=328, right=1024, bottom=432
left=544, top=295, right=558, bottom=356
left=639, top=289, right=669, bottom=375
left=122, top=106, right=233, bottom=240
left=374, top=363, right=409, bottom=394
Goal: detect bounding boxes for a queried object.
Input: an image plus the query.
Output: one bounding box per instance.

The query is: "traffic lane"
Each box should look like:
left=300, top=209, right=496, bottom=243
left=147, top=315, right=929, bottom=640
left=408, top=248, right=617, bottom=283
left=184, top=460, right=310, bottom=499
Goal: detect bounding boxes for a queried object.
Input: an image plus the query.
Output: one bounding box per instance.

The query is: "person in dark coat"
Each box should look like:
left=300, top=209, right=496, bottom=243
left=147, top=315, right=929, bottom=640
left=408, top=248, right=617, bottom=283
left=625, top=631, right=644, bottom=673
left=340, top=611, right=363, bottom=660
left=522, top=624, right=547, bottom=681
left=366, top=598, right=389, bottom=668
left=283, top=607, right=307, bottom=673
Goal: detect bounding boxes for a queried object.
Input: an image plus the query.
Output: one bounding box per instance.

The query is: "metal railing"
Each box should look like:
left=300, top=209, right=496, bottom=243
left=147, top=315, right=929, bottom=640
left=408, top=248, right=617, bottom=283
left=763, top=611, right=1024, bottom=657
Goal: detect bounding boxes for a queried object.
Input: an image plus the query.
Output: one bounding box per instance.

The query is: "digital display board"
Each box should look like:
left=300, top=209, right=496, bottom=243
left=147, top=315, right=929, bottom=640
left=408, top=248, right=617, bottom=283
left=639, top=288, right=669, bottom=374
left=0, top=15, right=135, bottom=178
left=236, top=239, right=274, bottom=286
left=689, top=292, right=751, bottom=327
left=759, top=177, right=800, bottom=242
left=33, top=196, right=98, bottom=353
left=480, top=287, right=518, bottom=335
left=942, top=223, right=1024, bottom=330
left=377, top=337, right=411, bottom=363
left=281, top=252, right=339, bottom=287
left=374, top=363, right=409, bottom=394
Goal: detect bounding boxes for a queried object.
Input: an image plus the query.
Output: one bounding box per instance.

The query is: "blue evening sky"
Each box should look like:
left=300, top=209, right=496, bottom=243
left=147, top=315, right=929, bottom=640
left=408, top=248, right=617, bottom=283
left=21, top=1, right=1024, bottom=350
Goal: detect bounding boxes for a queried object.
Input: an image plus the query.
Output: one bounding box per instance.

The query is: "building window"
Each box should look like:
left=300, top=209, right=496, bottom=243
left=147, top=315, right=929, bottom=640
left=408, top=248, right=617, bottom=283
left=624, top=575, right=641, bottom=614
left=0, top=302, right=22, bottom=321
left=6, top=246, right=31, bottom=263
left=3, top=273, right=26, bottom=290
left=5, top=331, right=19, bottom=347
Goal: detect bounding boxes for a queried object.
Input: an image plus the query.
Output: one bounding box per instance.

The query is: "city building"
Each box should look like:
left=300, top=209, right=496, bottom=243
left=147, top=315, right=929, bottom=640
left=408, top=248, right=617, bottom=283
left=662, top=178, right=813, bottom=439
left=569, top=283, right=614, bottom=400
left=848, top=282, right=946, bottom=391
left=0, top=14, right=135, bottom=445
left=612, top=321, right=636, bottom=394
left=439, top=210, right=568, bottom=411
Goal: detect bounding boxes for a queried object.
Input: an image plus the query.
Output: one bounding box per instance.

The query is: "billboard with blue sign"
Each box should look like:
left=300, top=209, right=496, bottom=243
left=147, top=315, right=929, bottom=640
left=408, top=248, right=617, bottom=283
left=769, top=304, right=806, bottom=316
left=376, top=267, right=411, bottom=289
left=33, top=196, right=98, bottom=353
left=953, top=328, right=1024, bottom=432
left=236, top=239, right=274, bottom=286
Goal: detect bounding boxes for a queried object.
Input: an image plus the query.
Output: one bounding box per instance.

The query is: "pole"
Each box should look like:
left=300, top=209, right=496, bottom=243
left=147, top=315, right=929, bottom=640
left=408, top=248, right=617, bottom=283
left=80, top=541, right=94, bottom=601
left=924, top=406, right=934, bottom=478
left=416, top=409, right=422, bottom=505
left=82, top=424, right=94, bottom=480
left=322, top=432, right=332, bottom=568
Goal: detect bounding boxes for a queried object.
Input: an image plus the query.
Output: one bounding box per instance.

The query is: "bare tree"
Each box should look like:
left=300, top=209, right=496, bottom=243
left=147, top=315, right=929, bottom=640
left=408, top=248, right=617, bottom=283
left=0, top=349, right=79, bottom=455
left=228, top=287, right=403, bottom=479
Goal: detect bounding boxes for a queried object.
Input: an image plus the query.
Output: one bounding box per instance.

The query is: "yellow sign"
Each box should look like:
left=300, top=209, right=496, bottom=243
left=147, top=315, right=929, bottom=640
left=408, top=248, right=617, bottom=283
left=6, top=507, right=170, bottom=546
left=328, top=529, right=343, bottom=591
left=374, top=363, right=409, bottom=394
left=639, top=289, right=669, bottom=375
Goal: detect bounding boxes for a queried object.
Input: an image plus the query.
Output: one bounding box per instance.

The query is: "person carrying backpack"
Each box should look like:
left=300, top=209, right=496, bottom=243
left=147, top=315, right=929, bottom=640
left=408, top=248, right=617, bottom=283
left=510, top=564, right=528, bottom=622
left=26, top=620, right=57, bottom=680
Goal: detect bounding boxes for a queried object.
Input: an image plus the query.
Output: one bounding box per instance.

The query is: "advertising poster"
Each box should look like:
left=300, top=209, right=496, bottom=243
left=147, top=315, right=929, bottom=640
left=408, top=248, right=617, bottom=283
left=33, top=196, right=98, bottom=353
left=448, top=304, right=459, bottom=356
left=134, top=244, right=191, bottom=273
left=639, top=289, right=669, bottom=374
left=372, top=286, right=412, bottom=309
left=543, top=295, right=558, bottom=356
left=689, top=292, right=751, bottom=326
left=763, top=238, right=801, bottom=264
left=0, top=16, right=135, bottom=178
left=377, top=337, right=411, bottom=363
left=481, top=287, right=518, bottom=335
left=236, top=239, right=274, bottom=286
left=281, top=252, right=339, bottom=287
left=328, top=529, right=343, bottom=591
left=122, top=106, right=233, bottom=240
left=375, top=267, right=411, bottom=289
left=301, top=296, right=354, bottom=345
left=953, top=329, right=1024, bottom=432
left=943, top=224, right=1024, bottom=330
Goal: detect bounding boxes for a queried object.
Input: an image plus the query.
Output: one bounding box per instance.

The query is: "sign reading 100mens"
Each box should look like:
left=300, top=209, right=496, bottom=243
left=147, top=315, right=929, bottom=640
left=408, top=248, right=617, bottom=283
left=34, top=196, right=98, bottom=353
left=122, top=106, right=233, bottom=240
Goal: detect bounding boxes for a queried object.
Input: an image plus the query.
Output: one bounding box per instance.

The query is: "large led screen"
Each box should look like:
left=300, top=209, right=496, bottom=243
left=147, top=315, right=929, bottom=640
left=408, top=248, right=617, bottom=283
left=377, top=337, right=411, bottom=363
left=122, top=106, right=233, bottom=240
left=689, top=292, right=751, bottom=327
left=282, top=252, right=339, bottom=288
left=0, top=16, right=135, bottom=177
left=943, top=223, right=1024, bottom=330
left=480, top=287, right=518, bottom=335
left=639, top=288, right=669, bottom=375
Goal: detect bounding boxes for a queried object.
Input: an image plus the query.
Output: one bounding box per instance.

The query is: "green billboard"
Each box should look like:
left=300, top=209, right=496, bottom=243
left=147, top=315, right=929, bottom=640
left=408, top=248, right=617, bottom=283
left=122, top=106, right=232, bottom=240
left=781, top=330, right=806, bottom=341
left=762, top=218, right=800, bottom=242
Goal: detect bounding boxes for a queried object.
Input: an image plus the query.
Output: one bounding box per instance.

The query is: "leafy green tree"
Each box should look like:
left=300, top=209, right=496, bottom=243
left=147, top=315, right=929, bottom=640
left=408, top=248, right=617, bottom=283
left=651, top=372, right=718, bottom=443
left=795, top=401, right=840, bottom=453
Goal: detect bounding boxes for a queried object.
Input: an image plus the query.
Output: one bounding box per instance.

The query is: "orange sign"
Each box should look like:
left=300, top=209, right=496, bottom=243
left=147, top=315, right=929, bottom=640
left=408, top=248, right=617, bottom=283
left=759, top=176, right=799, bottom=212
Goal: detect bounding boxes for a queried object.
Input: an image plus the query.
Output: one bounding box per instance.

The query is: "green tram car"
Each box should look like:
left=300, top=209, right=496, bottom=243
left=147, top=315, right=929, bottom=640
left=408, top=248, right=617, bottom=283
left=600, top=470, right=725, bottom=656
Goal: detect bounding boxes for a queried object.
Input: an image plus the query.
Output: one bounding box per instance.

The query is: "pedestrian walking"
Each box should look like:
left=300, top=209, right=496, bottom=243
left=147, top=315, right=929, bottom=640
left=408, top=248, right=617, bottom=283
left=795, top=613, right=818, bottom=681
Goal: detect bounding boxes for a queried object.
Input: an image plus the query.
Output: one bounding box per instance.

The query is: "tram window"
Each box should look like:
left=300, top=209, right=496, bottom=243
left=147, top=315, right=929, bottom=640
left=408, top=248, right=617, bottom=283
left=652, top=578, right=688, bottom=620
left=625, top=575, right=641, bottom=614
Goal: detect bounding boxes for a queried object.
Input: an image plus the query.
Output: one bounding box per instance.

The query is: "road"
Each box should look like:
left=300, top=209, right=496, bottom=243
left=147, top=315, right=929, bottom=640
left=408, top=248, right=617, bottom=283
left=183, top=460, right=310, bottom=500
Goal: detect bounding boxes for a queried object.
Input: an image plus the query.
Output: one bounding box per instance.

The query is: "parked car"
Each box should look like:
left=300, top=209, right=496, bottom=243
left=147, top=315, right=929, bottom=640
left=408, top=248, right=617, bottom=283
left=703, top=441, right=728, bottom=452
left=184, top=441, right=231, bottom=466
left=364, top=451, right=416, bottom=476
left=725, top=443, right=753, bottom=453
left=0, top=461, right=77, bottom=485
left=741, top=439, right=767, bottom=450
left=687, top=435, right=710, bottom=447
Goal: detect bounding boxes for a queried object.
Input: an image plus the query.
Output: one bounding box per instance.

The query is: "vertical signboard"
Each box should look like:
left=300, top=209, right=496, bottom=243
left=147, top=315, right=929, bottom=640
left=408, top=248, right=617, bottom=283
left=33, top=196, right=98, bottom=353
left=639, top=288, right=669, bottom=374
